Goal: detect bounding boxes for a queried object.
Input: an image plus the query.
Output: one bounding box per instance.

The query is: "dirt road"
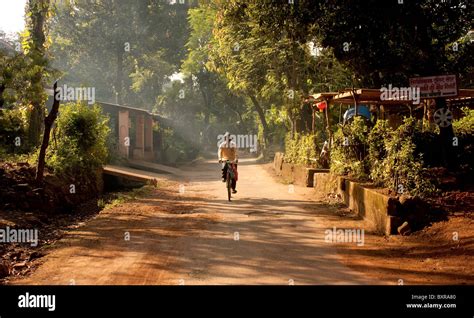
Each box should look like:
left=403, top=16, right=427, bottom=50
left=13, top=159, right=377, bottom=285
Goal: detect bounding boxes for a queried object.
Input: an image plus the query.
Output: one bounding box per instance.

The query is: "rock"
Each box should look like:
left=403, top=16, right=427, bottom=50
left=398, top=221, right=411, bottom=236
left=399, top=195, right=412, bottom=205
left=13, top=261, right=27, bottom=270
left=0, top=262, right=10, bottom=278
left=10, top=250, right=25, bottom=260
left=18, top=166, right=32, bottom=176
left=28, top=251, right=44, bottom=261
left=26, top=190, right=38, bottom=198
left=398, top=195, right=429, bottom=230
left=28, top=198, right=45, bottom=211
left=13, top=183, right=30, bottom=192
left=19, top=201, right=30, bottom=210
left=32, top=188, right=45, bottom=195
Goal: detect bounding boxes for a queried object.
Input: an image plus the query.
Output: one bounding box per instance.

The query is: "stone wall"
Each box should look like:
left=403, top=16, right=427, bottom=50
left=313, top=172, right=401, bottom=235
left=273, top=152, right=328, bottom=187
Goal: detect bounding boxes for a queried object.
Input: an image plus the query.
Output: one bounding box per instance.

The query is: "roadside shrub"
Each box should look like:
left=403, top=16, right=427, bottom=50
left=453, top=107, right=474, bottom=136
left=452, top=107, right=474, bottom=171
left=47, top=102, right=110, bottom=182
left=330, top=116, right=370, bottom=179
left=331, top=116, right=437, bottom=197
left=367, top=119, right=391, bottom=185
left=0, top=107, right=28, bottom=153
left=284, top=132, right=319, bottom=166
left=369, top=117, right=437, bottom=197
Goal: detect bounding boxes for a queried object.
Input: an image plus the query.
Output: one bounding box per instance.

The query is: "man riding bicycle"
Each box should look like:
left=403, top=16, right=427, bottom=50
left=218, top=132, right=238, bottom=194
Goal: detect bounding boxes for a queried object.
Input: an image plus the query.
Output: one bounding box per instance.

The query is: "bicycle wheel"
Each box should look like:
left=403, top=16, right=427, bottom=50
left=226, top=171, right=232, bottom=201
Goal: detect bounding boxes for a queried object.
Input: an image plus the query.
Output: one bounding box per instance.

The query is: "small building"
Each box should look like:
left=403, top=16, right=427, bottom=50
left=45, top=90, right=170, bottom=162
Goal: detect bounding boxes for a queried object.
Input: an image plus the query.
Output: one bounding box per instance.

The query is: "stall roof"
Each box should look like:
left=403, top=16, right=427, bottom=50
left=308, top=88, right=474, bottom=105
left=309, top=92, right=338, bottom=102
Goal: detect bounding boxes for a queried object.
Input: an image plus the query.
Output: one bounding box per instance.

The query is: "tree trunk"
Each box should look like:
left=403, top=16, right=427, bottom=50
left=27, top=0, right=49, bottom=148
left=249, top=94, right=268, bottom=144
left=0, top=83, right=5, bottom=108
left=36, top=81, right=60, bottom=184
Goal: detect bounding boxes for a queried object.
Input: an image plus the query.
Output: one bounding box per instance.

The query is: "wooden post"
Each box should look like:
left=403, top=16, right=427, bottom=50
left=325, top=99, right=332, bottom=149
left=352, top=89, right=358, bottom=118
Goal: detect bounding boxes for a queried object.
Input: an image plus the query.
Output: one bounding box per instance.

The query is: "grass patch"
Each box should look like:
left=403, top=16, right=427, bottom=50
left=98, top=185, right=155, bottom=210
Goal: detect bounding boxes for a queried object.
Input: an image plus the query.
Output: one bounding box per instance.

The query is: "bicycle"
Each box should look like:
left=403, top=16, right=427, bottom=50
left=221, top=160, right=237, bottom=201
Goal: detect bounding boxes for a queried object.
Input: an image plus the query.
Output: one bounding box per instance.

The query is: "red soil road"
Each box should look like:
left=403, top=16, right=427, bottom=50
left=12, top=159, right=380, bottom=285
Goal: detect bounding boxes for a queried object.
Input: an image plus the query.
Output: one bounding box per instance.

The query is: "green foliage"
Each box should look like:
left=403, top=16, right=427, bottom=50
left=317, top=0, right=473, bottom=87
left=452, top=107, right=474, bottom=171
left=98, top=185, right=154, bottom=210
left=453, top=107, right=474, bottom=136
left=368, top=118, right=437, bottom=197
left=367, top=119, right=391, bottom=184
left=330, top=117, right=370, bottom=179
left=47, top=102, right=110, bottom=179
left=368, top=119, right=390, bottom=162
left=284, top=132, right=319, bottom=167
left=0, top=108, right=28, bottom=153
left=207, top=0, right=352, bottom=145
left=382, top=131, right=436, bottom=197
left=158, top=126, right=199, bottom=165
left=330, top=117, right=437, bottom=197
left=48, top=0, right=189, bottom=106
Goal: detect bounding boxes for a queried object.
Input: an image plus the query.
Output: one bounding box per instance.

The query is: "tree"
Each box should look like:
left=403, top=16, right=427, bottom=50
left=317, top=0, right=474, bottom=87
left=182, top=4, right=251, bottom=147
left=24, top=0, right=52, bottom=148
left=48, top=0, right=191, bottom=107
left=36, top=81, right=60, bottom=183
left=207, top=0, right=351, bottom=142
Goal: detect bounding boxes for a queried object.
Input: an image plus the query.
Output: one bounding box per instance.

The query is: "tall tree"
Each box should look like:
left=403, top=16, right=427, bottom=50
left=317, top=0, right=474, bottom=87
left=208, top=0, right=351, bottom=139
left=48, top=0, right=191, bottom=107
left=182, top=4, right=250, bottom=146
left=24, top=0, right=51, bottom=147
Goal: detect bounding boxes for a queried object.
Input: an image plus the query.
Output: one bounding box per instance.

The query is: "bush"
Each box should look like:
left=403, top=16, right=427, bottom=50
left=47, top=102, right=110, bottom=182
left=284, top=132, right=320, bottom=166
left=0, top=107, right=28, bottom=153
left=159, top=126, right=199, bottom=164
left=367, top=119, right=391, bottom=185
left=452, top=107, right=474, bottom=171
left=330, top=116, right=370, bottom=179
left=453, top=107, right=474, bottom=136
left=330, top=116, right=437, bottom=197
left=368, top=117, right=437, bottom=197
